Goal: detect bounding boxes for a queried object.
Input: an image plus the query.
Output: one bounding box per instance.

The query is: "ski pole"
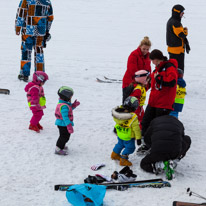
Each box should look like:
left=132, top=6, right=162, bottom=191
left=187, top=188, right=206, bottom=201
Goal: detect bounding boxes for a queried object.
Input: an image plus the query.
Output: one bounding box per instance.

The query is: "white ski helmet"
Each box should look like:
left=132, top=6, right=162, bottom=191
left=134, top=70, right=150, bottom=85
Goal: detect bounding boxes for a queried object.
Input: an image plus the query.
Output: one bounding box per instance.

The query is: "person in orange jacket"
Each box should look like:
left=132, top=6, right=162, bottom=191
left=166, top=4, right=190, bottom=72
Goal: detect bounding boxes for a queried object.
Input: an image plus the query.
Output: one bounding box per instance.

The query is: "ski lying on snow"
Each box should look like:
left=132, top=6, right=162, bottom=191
left=96, top=78, right=121, bottom=83
left=54, top=178, right=171, bottom=191
left=104, top=76, right=122, bottom=82
left=0, top=89, right=10, bottom=95
left=173, top=201, right=206, bottom=206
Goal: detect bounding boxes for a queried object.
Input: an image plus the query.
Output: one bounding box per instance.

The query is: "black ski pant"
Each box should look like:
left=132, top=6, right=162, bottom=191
left=140, top=152, right=178, bottom=173
left=140, top=135, right=191, bottom=173
left=178, top=135, right=191, bottom=160
left=169, top=52, right=185, bottom=72
left=141, top=105, right=171, bottom=136
left=56, top=126, right=71, bottom=149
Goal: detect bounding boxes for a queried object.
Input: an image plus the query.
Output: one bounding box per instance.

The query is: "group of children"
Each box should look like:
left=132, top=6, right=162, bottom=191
left=111, top=68, right=186, bottom=167
left=25, top=71, right=80, bottom=155
left=24, top=68, right=186, bottom=162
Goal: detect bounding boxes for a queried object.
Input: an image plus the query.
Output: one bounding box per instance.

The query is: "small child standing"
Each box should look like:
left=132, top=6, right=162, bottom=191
left=170, top=68, right=186, bottom=118
left=25, top=71, right=48, bottom=133
left=130, top=70, right=150, bottom=130
left=111, top=96, right=141, bottom=166
left=55, top=86, right=80, bottom=155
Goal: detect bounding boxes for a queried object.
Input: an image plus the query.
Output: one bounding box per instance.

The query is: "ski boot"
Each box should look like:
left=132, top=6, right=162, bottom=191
left=55, top=146, right=68, bottom=155
left=111, top=151, right=121, bottom=161
left=163, top=160, right=175, bottom=180
left=18, top=74, right=29, bottom=82
left=63, top=145, right=68, bottom=151
left=120, top=155, right=132, bottom=166
left=111, top=166, right=137, bottom=182
left=153, top=162, right=165, bottom=175
left=37, top=123, right=43, bottom=130
left=29, top=124, right=40, bottom=133
left=136, top=144, right=150, bottom=155
left=170, top=159, right=179, bottom=169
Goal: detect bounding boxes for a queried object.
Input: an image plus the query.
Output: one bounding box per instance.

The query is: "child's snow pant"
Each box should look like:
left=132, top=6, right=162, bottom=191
left=113, top=137, right=135, bottom=156
left=30, top=107, right=44, bottom=126
left=56, top=126, right=71, bottom=149
left=20, top=35, right=45, bottom=77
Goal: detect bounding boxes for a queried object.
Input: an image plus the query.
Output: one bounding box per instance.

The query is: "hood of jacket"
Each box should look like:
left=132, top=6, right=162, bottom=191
left=112, top=106, right=133, bottom=125
left=172, top=4, right=185, bottom=22
left=24, top=82, right=36, bottom=92
left=58, top=99, right=72, bottom=106
left=157, top=58, right=178, bottom=72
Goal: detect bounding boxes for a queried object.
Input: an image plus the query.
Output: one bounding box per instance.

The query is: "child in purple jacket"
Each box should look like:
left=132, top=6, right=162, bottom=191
left=25, top=71, right=48, bottom=133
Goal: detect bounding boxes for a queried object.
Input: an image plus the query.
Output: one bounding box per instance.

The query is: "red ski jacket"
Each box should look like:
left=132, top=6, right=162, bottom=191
left=148, top=59, right=178, bottom=110
left=122, top=47, right=151, bottom=88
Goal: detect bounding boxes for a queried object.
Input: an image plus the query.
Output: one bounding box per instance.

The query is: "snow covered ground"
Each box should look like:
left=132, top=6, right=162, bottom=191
left=0, top=0, right=206, bottom=205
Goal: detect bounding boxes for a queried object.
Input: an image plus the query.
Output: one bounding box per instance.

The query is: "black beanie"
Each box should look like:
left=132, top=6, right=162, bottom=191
left=172, top=4, right=185, bottom=14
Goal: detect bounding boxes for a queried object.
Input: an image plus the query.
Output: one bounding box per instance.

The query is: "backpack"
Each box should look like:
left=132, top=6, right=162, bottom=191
left=66, top=183, right=106, bottom=206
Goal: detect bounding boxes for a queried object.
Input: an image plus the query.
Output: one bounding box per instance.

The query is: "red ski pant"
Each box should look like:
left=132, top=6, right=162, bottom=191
left=30, top=107, right=44, bottom=126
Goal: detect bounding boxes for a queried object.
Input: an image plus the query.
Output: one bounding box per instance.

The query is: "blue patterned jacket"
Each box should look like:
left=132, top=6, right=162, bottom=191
left=15, top=0, right=54, bottom=36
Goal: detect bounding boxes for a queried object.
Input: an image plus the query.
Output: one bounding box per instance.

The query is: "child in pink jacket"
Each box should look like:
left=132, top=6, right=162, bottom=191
left=24, top=71, right=48, bottom=133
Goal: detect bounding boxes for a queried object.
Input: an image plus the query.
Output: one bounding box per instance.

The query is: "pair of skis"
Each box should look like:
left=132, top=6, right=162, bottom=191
left=96, top=76, right=122, bottom=83
left=54, top=178, right=171, bottom=191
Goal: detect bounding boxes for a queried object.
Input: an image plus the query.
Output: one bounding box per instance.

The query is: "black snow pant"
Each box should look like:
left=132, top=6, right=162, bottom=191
left=141, top=105, right=171, bottom=136
left=178, top=135, right=191, bottom=160
left=140, top=135, right=191, bottom=173
left=56, top=126, right=71, bottom=149
left=169, top=52, right=185, bottom=72
left=140, top=152, right=178, bottom=173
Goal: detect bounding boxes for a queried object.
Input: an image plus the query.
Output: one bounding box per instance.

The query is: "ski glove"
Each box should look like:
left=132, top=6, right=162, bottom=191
left=43, top=32, right=51, bottom=48
left=72, top=99, right=80, bottom=108
left=136, top=139, right=142, bottom=146
left=184, top=38, right=191, bottom=54
left=91, top=163, right=105, bottom=171
left=67, top=124, right=74, bottom=134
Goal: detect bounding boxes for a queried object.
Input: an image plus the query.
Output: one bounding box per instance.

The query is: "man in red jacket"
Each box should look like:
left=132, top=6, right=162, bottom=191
left=122, top=37, right=152, bottom=103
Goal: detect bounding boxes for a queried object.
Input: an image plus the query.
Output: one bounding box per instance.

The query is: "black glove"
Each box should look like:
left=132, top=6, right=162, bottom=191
left=45, top=32, right=51, bottom=41
left=137, top=139, right=142, bottom=146
left=184, top=38, right=191, bottom=54
left=43, top=32, right=51, bottom=48
left=185, top=44, right=191, bottom=54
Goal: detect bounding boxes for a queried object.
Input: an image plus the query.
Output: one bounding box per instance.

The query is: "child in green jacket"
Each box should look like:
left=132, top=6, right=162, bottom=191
left=111, top=96, right=141, bottom=166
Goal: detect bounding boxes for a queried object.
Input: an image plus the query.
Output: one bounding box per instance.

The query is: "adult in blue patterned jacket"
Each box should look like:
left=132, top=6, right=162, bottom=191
left=15, top=0, right=54, bottom=82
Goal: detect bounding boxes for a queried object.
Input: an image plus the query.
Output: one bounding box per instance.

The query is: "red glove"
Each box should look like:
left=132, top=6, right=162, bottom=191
left=67, top=124, right=74, bottom=133
left=72, top=99, right=80, bottom=108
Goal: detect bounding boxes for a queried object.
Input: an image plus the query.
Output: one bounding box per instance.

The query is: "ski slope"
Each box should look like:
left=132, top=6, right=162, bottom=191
left=0, top=0, right=206, bottom=205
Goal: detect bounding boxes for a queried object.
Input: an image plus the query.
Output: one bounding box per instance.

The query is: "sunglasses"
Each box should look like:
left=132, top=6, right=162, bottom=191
left=134, top=72, right=150, bottom=78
